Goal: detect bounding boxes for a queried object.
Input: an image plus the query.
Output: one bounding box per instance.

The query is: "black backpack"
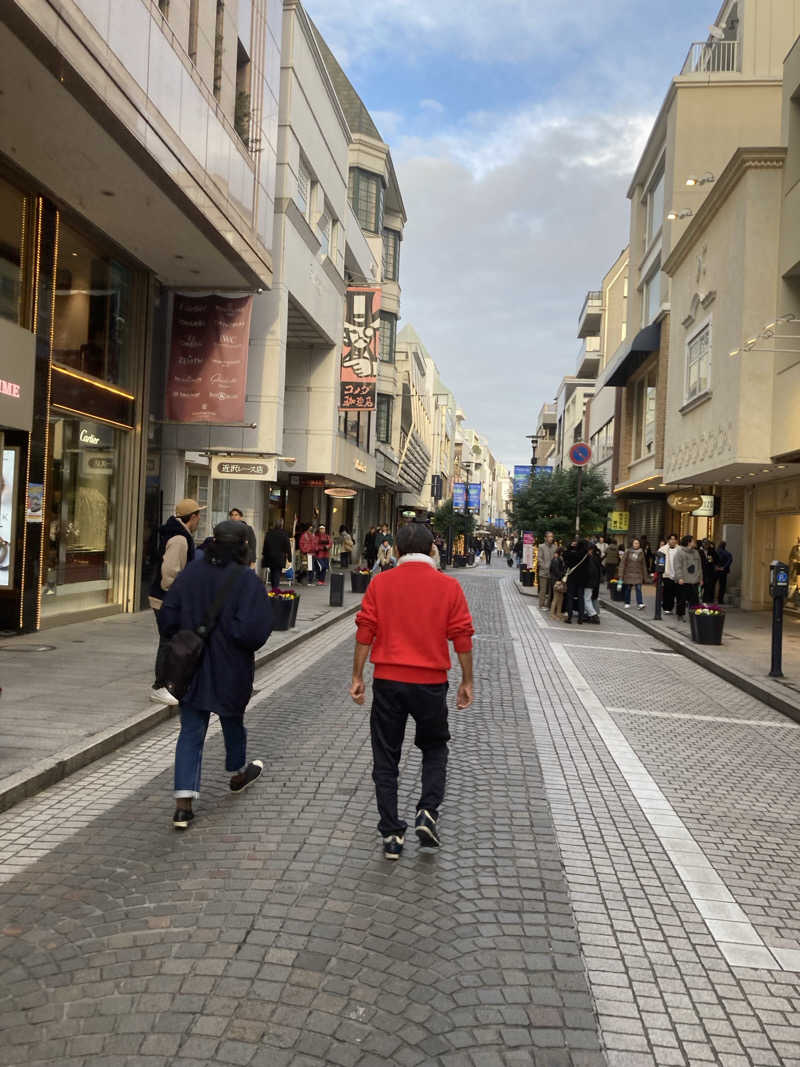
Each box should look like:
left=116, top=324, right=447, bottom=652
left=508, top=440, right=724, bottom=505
left=162, top=565, right=246, bottom=701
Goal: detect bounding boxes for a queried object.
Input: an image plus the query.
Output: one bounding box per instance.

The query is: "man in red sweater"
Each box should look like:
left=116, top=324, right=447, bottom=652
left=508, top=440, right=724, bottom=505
left=350, top=521, right=474, bottom=859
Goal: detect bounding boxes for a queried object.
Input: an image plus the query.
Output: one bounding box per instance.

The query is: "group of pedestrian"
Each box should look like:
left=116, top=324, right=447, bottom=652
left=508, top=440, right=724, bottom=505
left=148, top=497, right=476, bottom=857
left=364, top=524, right=397, bottom=572
left=527, top=527, right=734, bottom=625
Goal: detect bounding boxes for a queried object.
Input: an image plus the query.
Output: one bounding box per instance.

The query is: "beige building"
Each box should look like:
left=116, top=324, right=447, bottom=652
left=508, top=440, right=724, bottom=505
left=586, top=248, right=629, bottom=490
left=595, top=0, right=800, bottom=550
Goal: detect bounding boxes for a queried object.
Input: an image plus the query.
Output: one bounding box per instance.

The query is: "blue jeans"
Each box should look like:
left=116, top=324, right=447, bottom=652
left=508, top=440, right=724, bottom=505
left=624, top=583, right=643, bottom=606
left=174, top=704, right=247, bottom=799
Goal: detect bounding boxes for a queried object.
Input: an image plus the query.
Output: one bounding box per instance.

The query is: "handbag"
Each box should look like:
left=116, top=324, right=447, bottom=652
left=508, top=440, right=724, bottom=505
left=162, top=564, right=246, bottom=701
left=554, top=580, right=566, bottom=594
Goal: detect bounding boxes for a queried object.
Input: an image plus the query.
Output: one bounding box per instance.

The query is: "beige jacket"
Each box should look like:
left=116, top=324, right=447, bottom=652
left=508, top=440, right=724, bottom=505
left=147, top=522, right=192, bottom=609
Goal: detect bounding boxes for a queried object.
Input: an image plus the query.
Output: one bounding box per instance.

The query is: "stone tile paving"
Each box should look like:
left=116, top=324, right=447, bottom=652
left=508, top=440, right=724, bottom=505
left=0, top=573, right=604, bottom=1066
left=506, top=580, right=800, bottom=1066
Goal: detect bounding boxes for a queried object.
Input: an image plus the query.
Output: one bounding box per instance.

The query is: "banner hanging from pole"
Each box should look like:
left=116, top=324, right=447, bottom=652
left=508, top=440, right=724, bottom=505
left=165, top=293, right=252, bottom=423
left=340, top=287, right=380, bottom=411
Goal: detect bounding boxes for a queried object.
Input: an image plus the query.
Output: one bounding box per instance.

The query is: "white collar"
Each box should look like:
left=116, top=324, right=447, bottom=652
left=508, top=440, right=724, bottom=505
left=397, top=553, right=437, bottom=569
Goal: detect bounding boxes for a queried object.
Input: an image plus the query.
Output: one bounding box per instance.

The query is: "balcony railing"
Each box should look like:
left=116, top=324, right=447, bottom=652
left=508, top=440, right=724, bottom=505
left=578, top=291, right=602, bottom=325
left=681, top=40, right=739, bottom=75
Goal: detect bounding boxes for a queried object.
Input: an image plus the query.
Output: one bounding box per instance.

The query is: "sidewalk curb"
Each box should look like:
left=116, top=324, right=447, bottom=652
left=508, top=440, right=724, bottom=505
left=599, top=596, right=800, bottom=725
left=0, top=601, right=360, bottom=815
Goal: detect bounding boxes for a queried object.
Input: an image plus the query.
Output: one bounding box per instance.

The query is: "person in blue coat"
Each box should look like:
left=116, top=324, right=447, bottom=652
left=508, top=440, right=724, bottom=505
left=160, top=520, right=273, bottom=830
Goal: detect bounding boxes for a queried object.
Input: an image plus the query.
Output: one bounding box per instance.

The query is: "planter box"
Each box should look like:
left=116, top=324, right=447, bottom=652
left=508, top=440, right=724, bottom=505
left=610, top=583, right=625, bottom=602
left=453, top=555, right=467, bottom=568
left=521, top=570, right=535, bottom=587
left=271, top=594, right=300, bottom=631
left=351, top=571, right=371, bottom=594
left=689, top=612, right=725, bottom=645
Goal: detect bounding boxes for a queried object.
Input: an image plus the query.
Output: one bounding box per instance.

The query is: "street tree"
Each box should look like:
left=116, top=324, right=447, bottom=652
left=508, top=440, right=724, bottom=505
left=432, top=499, right=476, bottom=540
left=510, top=467, right=614, bottom=542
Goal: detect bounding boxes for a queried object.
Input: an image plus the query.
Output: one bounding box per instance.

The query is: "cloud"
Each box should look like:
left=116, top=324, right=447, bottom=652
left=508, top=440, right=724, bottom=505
left=389, top=106, right=651, bottom=468
left=419, top=99, right=445, bottom=114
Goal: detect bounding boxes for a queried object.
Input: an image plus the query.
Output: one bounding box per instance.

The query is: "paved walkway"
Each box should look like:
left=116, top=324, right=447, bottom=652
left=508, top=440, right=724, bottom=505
left=1, top=568, right=799, bottom=1064
left=0, top=578, right=360, bottom=809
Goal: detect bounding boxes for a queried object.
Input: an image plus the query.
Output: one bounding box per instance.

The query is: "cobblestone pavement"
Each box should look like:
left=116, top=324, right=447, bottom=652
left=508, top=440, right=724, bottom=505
left=0, top=573, right=603, bottom=1067
left=1, top=571, right=799, bottom=1065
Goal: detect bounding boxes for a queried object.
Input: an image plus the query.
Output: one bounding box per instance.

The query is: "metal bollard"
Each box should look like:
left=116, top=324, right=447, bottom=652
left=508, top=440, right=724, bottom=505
left=329, top=571, right=344, bottom=607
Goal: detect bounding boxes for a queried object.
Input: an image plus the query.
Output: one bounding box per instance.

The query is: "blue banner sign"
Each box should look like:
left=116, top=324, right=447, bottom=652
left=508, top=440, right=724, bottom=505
left=467, top=483, right=481, bottom=510
left=534, top=465, right=553, bottom=475
left=513, top=465, right=531, bottom=494
left=453, top=482, right=466, bottom=509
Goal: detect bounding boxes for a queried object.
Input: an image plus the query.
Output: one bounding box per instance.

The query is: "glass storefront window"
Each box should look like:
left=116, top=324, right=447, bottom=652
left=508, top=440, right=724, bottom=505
left=53, top=223, right=134, bottom=388
left=42, top=415, right=120, bottom=617
left=0, top=176, right=23, bottom=325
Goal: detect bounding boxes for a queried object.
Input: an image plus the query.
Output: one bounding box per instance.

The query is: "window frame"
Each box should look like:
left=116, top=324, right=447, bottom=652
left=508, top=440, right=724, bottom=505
left=348, top=167, right=384, bottom=234
left=376, top=394, right=393, bottom=444
left=645, top=158, right=665, bottom=249
left=378, top=312, right=396, bottom=364
left=382, top=228, right=400, bottom=281
left=685, top=319, right=712, bottom=403
left=296, top=159, right=311, bottom=219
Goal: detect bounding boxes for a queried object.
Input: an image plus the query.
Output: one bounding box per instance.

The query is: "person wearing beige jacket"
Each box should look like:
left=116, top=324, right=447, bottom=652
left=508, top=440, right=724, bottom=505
left=620, top=538, right=648, bottom=609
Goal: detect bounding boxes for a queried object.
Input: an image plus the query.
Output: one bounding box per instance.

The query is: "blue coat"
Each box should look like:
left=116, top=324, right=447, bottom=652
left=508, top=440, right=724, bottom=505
left=160, top=558, right=273, bottom=716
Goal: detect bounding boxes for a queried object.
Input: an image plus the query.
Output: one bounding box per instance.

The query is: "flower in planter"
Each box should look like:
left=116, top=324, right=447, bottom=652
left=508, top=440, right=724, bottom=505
left=689, top=603, right=725, bottom=616
left=356, top=569, right=371, bottom=575
left=268, top=590, right=298, bottom=600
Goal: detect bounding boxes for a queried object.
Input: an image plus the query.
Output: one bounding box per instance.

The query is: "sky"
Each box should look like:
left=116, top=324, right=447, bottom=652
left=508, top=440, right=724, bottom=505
left=306, top=0, right=717, bottom=472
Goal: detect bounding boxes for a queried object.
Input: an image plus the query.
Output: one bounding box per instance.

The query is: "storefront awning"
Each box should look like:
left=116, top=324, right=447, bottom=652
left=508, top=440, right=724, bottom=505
left=597, top=322, right=662, bottom=389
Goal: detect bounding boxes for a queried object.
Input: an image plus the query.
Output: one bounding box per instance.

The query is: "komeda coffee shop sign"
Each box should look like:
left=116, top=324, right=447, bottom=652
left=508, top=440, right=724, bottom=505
left=165, top=293, right=253, bottom=423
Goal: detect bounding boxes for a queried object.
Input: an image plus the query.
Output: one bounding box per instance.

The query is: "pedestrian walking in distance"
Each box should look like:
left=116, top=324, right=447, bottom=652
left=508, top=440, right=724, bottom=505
left=314, top=524, right=332, bottom=584
left=148, top=497, right=205, bottom=706
left=662, top=533, right=680, bottom=614
left=160, top=521, right=272, bottom=830
left=674, top=534, right=702, bottom=620
left=228, top=507, right=257, bottom=567
left=538, top=531, right=556, bottom=610
left=603, top=540, right=620, bottom=585
left=261, top=519, right=292, bottom=591
left=621, top=537, right=648, bottom=609
left=549, top=546, right=566, bottom=619
left=349, top=521, right=474, bottom=860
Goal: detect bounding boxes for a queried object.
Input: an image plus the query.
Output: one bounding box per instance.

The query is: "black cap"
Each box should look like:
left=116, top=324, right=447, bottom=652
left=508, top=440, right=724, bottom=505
left=213, top=519, right=248, bottom=544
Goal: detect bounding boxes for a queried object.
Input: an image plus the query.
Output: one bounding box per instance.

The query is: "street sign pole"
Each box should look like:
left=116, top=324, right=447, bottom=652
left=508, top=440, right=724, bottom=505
left=575, top=465, right=583, bottom=537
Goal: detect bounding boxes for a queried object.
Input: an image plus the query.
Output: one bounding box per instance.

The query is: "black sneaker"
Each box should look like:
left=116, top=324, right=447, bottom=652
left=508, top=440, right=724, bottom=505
left=230, top=760, right=264, bottom=793
left=415, top=809, right=440, bottom=848
left=383, top=834, right=404, bottom=860
left=173, top=807, right=194, bottom=830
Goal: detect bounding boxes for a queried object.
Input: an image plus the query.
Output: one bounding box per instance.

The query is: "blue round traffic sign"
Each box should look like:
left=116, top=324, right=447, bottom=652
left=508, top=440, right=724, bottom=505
left=569, top=442, right=592, bottom=466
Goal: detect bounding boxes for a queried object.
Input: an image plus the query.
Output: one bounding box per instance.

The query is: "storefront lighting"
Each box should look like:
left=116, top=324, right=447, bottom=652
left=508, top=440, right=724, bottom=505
left=324, top=487, right=357, bottom=499
left=50, top=402, right=133, bottom=431
left=667, top=209, right=694, bottom=221
left=52, top=365, right=135, bottom=400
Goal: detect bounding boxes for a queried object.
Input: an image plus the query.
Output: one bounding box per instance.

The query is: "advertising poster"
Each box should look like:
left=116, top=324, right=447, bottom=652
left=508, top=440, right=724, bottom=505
left=25, top=481, right=43, bottom=523
left=165, top=293, right=253, bottom=423
left=522, top=531, right=535, bottom=569
left=467, top=483, right=481, bottom=511
left=0, top=448, right=17, bottom=587
left=453, top=482, right=466, bottom=510
left=340, top=287, right=380, bottom=411
left=513, top=465, right=531, bottom=494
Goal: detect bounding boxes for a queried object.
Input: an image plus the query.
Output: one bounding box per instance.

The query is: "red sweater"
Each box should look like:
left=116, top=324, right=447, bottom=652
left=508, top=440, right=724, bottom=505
left=355, top=559, right=474, bottom=683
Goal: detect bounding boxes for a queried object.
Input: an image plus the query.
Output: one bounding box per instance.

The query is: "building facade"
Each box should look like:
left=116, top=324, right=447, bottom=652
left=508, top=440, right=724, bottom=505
left=1, top=0, right=280, bottom=631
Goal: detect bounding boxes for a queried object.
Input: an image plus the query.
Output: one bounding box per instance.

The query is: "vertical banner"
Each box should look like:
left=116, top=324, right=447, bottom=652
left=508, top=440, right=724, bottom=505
left=165, top=293, right=253, bottom=423
left=467, top=483, right=481, bottom=511
left=513, top=465, right=531, bottom=494
left=453, top=482, right=466, bottom=510
left=522, top=531, right=535, bottom=568
left=340, top=287, right=380, bottom=411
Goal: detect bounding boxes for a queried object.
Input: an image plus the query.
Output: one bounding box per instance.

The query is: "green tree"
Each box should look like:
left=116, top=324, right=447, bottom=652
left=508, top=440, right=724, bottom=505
left=432, top=499, right=476, bottom=539
left=510, top=467, right=614, bottom=542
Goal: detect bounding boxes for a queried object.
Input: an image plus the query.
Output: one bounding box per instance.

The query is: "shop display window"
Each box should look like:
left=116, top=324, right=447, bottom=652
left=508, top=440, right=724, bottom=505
left=53, top=223, right=134, bottom=388
left=0, top=444, right=19, bottom=589
left=42, top=415, right=120, bottom=617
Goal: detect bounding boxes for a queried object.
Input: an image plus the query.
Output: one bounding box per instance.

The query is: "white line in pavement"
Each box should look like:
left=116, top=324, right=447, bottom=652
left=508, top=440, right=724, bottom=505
left=559, top=644, right=678, bottom=655
left=0, top=617, right=355, bottom=885
left=606, top=706, right=799, bottom=729
left=549, top=641, right=782, bottom=972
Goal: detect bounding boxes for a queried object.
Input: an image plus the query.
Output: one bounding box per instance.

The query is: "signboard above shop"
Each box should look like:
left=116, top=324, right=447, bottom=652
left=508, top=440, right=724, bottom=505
left=0, top=318, right=36, bottom=432
left=211, top=455, right=277, bottom=481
